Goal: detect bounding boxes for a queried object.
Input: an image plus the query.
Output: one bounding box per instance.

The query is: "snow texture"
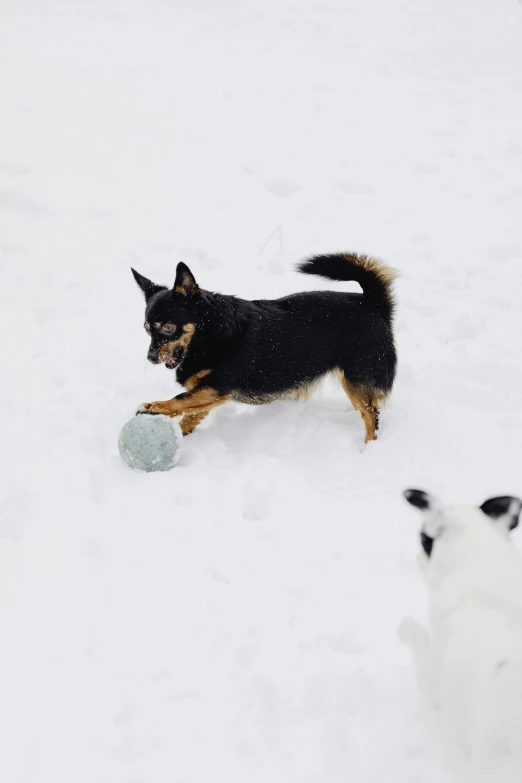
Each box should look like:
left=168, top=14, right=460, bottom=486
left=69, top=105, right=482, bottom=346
left=400, top=496, right=522, bottom=783
left=118, top=415, right=182, bottom=472
left=1, top=0, right=522, bottom=781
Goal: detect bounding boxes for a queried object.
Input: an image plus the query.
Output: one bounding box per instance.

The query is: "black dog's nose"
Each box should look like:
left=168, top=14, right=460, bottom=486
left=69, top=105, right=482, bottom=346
left=147, top=349, right=160, bottom=364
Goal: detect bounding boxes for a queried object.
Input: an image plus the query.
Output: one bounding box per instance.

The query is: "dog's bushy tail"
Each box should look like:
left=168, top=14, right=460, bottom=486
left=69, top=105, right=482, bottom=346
left=297, top=253, right=397, bottom=324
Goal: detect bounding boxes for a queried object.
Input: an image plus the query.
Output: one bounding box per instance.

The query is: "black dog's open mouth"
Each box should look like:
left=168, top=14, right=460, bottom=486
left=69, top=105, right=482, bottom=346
left=165, top=347, right=183, bottom=369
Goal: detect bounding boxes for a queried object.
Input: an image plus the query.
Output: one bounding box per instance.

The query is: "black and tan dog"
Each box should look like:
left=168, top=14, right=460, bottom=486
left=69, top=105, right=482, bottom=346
left=131, top=253, right=397, bottom=441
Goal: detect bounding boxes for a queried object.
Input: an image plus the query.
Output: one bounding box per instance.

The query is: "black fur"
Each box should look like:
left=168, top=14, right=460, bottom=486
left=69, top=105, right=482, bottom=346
left=404, top=489, right=432, bottom=511
left=420, top=532, right=434, bottom=558
left=404, top=490, right=436, bottom=557
left=480, top=496, right=521, bottom=531
left=298, top=253, right=395, bottom=324
left=132, top=253, right=397, bottom=434
left=131, top=268, right=167, bottom=301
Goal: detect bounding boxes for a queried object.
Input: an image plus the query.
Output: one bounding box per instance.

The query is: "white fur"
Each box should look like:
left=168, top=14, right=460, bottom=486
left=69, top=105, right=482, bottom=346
left=400, top=501, right=522, bottom=783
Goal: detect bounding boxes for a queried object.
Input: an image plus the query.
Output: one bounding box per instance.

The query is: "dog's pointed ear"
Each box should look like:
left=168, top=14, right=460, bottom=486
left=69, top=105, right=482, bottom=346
left=480, top=496, right=522, bottom=533
left=174, top=262, right=199, bottom=298
left=131, top=268, right=167, bottom=301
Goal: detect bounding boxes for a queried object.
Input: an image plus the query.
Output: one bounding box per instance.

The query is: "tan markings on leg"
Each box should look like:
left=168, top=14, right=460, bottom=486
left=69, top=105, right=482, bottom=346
left=183, top=369, right=212, bottom=391
left=339, top=374, right=387, bottom=443
left=141, top=386, right=231, bottom=417
left=179, top=410, right=209, bottom=436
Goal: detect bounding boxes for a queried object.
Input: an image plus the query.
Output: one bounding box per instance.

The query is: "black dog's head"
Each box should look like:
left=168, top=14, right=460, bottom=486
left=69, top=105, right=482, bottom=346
left=131, top=262, right=201, bottom=369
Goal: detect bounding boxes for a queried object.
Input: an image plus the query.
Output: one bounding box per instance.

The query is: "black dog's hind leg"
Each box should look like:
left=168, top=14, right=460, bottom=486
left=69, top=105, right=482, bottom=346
left=339, top=374, right=384, bottom=443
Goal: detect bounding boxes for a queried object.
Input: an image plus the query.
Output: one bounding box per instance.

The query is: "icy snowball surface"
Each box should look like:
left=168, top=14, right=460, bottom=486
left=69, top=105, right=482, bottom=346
left=118, top=414, right=182, bottom=472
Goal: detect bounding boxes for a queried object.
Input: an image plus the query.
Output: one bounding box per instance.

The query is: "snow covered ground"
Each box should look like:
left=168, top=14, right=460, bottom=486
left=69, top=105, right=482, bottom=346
left=1, top=0, right=522, bottom=780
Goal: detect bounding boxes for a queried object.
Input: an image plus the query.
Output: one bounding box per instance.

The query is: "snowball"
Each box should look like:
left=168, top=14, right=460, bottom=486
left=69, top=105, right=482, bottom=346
left=118, top=414, right=182, bottom=472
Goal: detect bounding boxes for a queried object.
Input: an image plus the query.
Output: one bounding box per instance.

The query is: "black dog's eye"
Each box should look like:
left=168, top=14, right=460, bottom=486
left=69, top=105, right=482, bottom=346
left=161, top=323, right=176, bottom=334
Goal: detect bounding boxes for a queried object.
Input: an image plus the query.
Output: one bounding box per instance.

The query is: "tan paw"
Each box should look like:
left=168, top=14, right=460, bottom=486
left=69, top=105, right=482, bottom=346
left=136, top=401, right=176, bottom=417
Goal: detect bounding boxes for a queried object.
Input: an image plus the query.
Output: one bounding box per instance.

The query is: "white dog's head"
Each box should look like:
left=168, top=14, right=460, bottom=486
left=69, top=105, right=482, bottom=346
left=403, top=489, right=522, bottom=559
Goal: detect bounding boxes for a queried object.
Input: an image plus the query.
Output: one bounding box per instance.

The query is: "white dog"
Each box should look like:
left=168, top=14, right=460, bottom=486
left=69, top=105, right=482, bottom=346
left=399, top=489, right=522, bottom=783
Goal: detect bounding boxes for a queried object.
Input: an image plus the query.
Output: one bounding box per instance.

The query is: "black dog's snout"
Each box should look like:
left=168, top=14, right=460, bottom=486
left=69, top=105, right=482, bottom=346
left=147, top=348, right=160, bottom=364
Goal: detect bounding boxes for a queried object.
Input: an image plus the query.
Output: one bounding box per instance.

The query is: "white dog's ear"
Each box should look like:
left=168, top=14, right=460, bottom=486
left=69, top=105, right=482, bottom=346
left=403, top=489, right=445, bottom=557
left=403, top=489, right=441, bottom=513
left=480, top=496, right=522, bottom=533
left=404, top=489, right=432, bottom=511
